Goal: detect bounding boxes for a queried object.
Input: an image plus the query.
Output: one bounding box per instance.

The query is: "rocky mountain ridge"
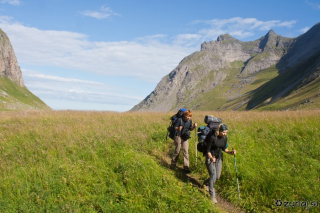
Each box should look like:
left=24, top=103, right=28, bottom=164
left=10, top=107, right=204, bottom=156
left=0, top=28, right=50, bottom=110
left=0, top=29, right=24, bottom=87
left=131, top=22, right=320, bottom=111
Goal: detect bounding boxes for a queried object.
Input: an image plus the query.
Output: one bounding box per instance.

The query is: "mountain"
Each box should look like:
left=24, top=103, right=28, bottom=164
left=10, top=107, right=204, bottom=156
left=131, top=22, right=320, bottom=112
left=0, top=28, right=51, bottom=110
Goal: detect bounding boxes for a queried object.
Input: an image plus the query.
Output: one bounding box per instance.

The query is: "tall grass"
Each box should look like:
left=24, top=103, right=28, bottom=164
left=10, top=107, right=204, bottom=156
left=0, top=111, right=214, bottom=212
left=0, top=110, right=319, bottom=212
left=188, top=111, right=320, bottom=212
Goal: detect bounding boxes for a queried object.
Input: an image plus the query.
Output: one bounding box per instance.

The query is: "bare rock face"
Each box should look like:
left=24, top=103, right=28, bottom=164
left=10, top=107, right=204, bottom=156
left=279, top=22, right=320, bottom=72
left=0, top=29, right=25, bottom=87
left=130, top=26, right=316, bottom=112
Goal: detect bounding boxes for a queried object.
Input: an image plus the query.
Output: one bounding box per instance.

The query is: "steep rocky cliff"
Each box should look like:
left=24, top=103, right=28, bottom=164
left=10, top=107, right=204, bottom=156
left=131, top=22, right=320, bottom=111
left=0, top=28, right=51, bottom=110
left=0, top=29, right=24, bottom=87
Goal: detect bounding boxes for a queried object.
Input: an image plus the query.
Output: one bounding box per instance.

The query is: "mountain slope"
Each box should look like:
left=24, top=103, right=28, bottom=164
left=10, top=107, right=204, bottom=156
left=131, top=22, right=320, bottom=112
left=0, top=28, right=51, bottom=110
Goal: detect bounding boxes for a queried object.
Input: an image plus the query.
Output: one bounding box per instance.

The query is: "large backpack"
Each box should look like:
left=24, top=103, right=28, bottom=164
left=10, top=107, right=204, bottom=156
left=166, top=108, right=187, bottom=140
left=197, top=115, right=222, bottom=155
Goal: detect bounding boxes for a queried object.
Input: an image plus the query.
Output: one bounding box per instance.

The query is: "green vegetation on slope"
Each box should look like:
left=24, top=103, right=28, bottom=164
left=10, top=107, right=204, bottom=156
left=0, top=76, right=50, bottom=110
left=253, top=52, right=320, bottom=111
left=188, top=61, right=279, bottom=111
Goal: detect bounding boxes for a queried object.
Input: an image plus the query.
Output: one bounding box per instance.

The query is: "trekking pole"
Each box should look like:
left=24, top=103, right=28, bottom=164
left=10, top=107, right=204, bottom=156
left=195, top=129, right=197, bottom=165
left=233, top=148, right=241, bottom=202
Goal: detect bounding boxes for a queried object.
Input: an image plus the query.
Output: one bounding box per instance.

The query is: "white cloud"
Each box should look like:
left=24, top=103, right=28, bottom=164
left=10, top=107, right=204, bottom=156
left=0, top=0, right=21, bottom=6
left=134, top=34, right=168, bottom=44
left=0, top=16, right=194, bottom=83
left=80, top=6, right=121, bottom=19
left=177, top=17, right=297, bottom=46
left=23, top=69, right=143, bottom=106
left=0, top=16, right=298, bottom=84
left=306, top=0, right=320, bottom=9
left=299, top=27, right=310, bottom=33
left=23, top=70, right=105, bottom=85
left=173, top=34, right=202, bottom=47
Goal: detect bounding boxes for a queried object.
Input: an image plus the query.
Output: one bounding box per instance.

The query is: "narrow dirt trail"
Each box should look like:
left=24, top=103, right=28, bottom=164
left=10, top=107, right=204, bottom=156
left=152, top=145, right=245, bottom=213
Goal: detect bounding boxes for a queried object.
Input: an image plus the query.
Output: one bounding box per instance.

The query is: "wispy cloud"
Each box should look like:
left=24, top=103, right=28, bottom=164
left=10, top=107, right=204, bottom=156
left=306, top=0, right=320, bottom=9
left=0, top=0, right=21, bottom=6
left=80, top=6, right=121, bottom=19
left=299, top=27, right=310, bottom=33
left=175, top=17, right=297, bottom=46
left=23, top=69, right=143, bottom=106
left=0, top=16, right=193, bottom=83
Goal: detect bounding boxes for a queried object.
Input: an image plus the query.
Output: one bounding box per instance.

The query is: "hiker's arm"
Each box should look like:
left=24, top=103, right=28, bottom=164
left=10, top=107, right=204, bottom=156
left=174, top=118, right=183, bottom=131
left=175, top=126, right=183, bottom=131
left=207, top=152, right=216, bottom=162
left=206, top=134, right=216, bottom=162
left=224, top=149, right=236, bottom=155
left=190, top=122, right=197, bottom=131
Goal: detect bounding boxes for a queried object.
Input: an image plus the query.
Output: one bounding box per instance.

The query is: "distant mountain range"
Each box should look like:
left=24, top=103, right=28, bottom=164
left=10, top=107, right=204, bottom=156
left=0, top=28, right=50, bottom=110
left=131, top=22, right=320, bottom=111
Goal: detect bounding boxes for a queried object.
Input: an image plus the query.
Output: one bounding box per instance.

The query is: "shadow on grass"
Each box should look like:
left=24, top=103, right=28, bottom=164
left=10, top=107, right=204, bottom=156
left=152, top=146, right=206, bottom=194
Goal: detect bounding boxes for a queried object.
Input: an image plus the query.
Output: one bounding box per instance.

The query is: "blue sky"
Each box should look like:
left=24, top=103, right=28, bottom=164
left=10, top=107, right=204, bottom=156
left=0, top=0, right=319, bottom=111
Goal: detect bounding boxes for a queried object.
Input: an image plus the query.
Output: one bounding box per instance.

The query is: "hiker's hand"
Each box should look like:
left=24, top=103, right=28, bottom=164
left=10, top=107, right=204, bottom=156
left=231, top=150, right=236, bottom=155
left=194, top=122, right=198, bottom=128
left=210, top=156, right=216, bottom=162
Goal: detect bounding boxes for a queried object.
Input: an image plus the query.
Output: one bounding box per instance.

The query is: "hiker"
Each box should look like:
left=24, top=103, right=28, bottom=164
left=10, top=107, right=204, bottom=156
left=171, top=110, right=197, bottom=173
left=205, top=123, right=236, bottom=204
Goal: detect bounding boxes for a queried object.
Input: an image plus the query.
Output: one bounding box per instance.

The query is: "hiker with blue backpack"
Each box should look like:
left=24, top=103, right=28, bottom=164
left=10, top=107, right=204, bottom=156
left=170, top=110, right=197, bottom=173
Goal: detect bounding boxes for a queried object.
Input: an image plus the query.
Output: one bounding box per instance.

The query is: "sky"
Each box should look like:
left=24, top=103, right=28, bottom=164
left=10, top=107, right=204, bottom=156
left=0, top=0, right=319, bottom=111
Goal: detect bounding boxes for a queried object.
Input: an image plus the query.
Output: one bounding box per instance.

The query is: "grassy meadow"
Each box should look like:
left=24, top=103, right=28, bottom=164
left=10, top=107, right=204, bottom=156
left=0, top=110, right=319, bottom=212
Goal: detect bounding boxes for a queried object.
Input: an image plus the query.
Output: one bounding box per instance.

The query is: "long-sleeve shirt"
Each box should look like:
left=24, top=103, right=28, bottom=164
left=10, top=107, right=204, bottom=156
left=205, top=131, right=228, bottom=160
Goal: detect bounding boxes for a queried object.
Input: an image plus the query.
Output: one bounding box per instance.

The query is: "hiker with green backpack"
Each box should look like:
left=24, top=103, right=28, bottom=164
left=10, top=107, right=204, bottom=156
left=204, top=123, right=236, bottom=204
left=170, top=110, right=197, bottom=173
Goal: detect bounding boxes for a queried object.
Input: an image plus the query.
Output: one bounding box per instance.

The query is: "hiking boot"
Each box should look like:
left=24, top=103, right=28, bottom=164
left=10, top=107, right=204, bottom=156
left=184, top=166, right=191, bottom=173
left=170, top=160, right=176, bottom=168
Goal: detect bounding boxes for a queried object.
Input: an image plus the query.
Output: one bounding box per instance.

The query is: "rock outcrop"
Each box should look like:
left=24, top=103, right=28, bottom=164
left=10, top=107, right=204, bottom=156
left=0, top=28, right=51, bottom=111
left=0, top=28, right=24, bottom=87
left=131, top=23, right=320, bottom=112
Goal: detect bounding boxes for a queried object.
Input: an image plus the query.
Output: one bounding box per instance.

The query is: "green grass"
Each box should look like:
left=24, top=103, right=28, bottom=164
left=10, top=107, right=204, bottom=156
left=190, top=111, right=320, bottom=213
left=0, top=111, right=215, bottom=212
left=1, top=110, right=319, bottom=212
left=247, top=50, right=320, bottom=110
left=0, top=76, right=50, bottom=110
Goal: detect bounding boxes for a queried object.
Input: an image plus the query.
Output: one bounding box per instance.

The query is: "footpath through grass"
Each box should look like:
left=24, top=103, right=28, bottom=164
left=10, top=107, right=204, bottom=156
left=0, top=110, right=319, bottom=212
left=189, top=111, right=320, bottom=213
left=0, top=111, right=214, bottom=212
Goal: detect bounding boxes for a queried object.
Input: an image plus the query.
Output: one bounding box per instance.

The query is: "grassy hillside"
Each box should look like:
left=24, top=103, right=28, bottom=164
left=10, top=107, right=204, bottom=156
left=166, top=47, right=320, bottom=112
left=0, top=110, right=319, bottom=212
left=251, top=51, right=320, bottom=111
left=0, top=76, right=50, bottom=110
left=187, top=51, right=320, bottom=112
left=189, top=61, right=280, bottom=111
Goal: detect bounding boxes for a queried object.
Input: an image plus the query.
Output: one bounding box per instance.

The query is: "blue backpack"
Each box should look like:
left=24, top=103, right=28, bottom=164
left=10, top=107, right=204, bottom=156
left=166, top=108, right=187, bottom=140
left=197, top=115, right=222, bottom=155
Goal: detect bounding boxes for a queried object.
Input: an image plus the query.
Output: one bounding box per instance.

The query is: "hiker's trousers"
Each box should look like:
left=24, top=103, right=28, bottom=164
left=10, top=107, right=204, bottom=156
left=205, top=156, right=222, bottom=202
left=171, top=136, right=189, bottom=167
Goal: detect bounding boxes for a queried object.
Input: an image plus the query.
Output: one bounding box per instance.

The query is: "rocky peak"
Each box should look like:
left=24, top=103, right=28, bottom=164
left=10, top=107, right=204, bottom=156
left=266, top=29, right=276, bottom=37
left=217, top=34, right=237, bottom=41
left=0, top=28, right=25, bottom=87
left=258, top=29, right=279, bottom=51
